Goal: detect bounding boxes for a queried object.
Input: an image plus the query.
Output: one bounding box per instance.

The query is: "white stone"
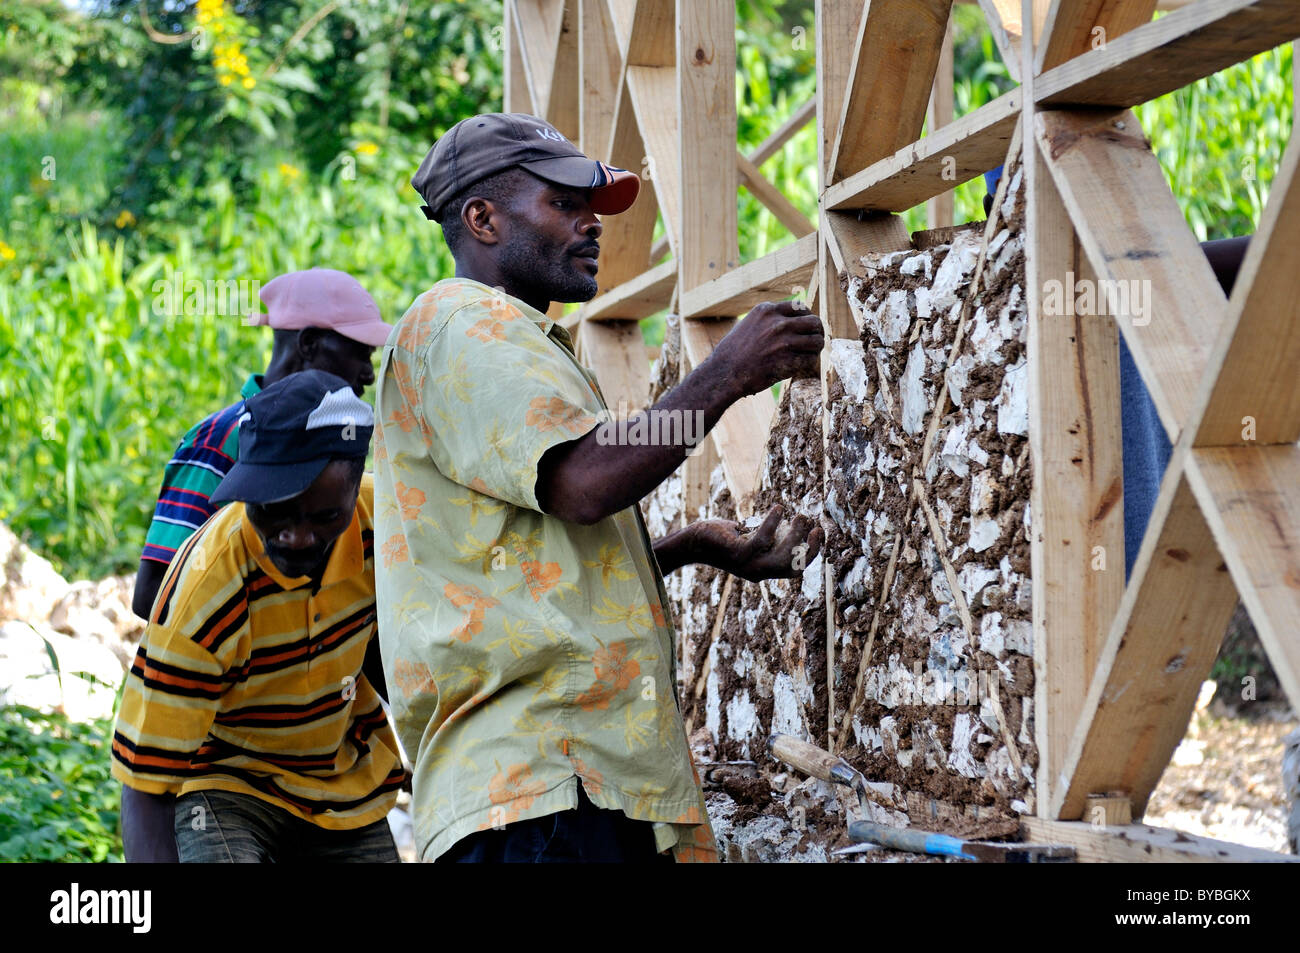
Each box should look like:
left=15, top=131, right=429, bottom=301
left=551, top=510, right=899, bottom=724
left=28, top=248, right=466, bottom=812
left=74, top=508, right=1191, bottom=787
left=996, top=358, right=1029, bottom=435
left=900, top=341, right=928, bottom=435
left=979, top=611, right=1005, bottom=657
left=830, top=338, right=869, bottom=403
left=948, top=713, right=982, bottom=778
left=969, top=517, right=1001, bottom=553
left=0, top=522, right=71, bottom=625
left=726, top=689, right=760, bottom=750
left=960, top=563, right=999, bottom=606
left=771, top=673, right=804, bottom=737
left=800, top=552, right=824, bottom=603
left=930, top=233, right=982, bottom=312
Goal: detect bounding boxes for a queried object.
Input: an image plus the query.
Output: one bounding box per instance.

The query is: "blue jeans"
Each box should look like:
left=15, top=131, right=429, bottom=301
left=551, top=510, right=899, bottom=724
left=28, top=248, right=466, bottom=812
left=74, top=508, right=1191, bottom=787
left=437, top=783, right=674, bottom=863
left=173, top=789, right=400, bottom=863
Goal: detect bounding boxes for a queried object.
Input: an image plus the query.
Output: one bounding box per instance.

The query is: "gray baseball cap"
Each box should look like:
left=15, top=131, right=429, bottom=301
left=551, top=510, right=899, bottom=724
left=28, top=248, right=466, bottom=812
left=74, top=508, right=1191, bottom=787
left=411, top=112, right=640, bottom=221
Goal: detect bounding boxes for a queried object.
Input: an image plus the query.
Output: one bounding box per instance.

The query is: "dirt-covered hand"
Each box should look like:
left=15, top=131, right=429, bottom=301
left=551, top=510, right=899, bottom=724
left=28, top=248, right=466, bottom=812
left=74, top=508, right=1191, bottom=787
left=691, top=504, right=824, bottom=581
left=705, top=300, right=824, bottom=399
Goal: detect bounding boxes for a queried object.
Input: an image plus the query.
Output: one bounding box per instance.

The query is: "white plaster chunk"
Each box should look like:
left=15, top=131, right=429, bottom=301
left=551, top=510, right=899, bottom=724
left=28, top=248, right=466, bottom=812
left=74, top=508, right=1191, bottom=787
left=960, top=564, right=999, bottom=606
left=900, top=342, right=928, bottom=435
left=726, top=690, right=760, bottom=749
left=946, top=353, right=975, bottom=407
left=948, top=713, right=982, bottom=778
left=800, top=552, right=824, bottom=603
left=875, top=289, right=912, bottom=345
left=1000, top=167, right=1023, bottom=221
left=929, top=233, right=981, bottom=312
left=841, top=556, right=871, bottom=602
left=1020, top=697, right=1034, bottom=745
left=771, top=673, right=804, bottom=738
left=900, top=251, right=932, bottom=279
left=995, top=358, right=1029, bottom=435
left=971, top=471, right=998, bottom=515
left=829, top=338, right=869, bottom=403
left=733, top=647, right=754, bottom=678
left=979, top=611, right=1005, bottom=657
left=986, top=228, right=1010, bottom=260
left=914, top=286, right=933, bottom=319
left=992, top=234, right=1023, bottom=277
left=969, top=517, right=1001, bottom=553
left=879, top=716, right=899, bottom=756
left=704, top=645, right=722, bottom=738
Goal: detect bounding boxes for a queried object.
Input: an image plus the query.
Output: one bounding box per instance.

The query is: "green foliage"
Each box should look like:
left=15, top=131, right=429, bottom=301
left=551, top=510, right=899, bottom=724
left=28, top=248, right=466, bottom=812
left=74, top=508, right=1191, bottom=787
left=0, top=704, right=122, bottom=863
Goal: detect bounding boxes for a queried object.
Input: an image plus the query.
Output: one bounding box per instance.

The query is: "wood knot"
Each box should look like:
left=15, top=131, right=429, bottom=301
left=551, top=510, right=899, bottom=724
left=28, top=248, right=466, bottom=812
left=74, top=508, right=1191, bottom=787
left=1165, top=548, right=1190, bottom=562
left=694, top=46, right=708, bottom=63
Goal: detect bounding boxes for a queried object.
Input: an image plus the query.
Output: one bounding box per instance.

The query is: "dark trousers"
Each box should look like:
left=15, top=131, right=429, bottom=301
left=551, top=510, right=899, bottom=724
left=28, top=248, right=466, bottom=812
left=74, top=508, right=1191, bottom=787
left=173, top=790, right=400, bottom=863
left=437, top=783, right=674, bottom=863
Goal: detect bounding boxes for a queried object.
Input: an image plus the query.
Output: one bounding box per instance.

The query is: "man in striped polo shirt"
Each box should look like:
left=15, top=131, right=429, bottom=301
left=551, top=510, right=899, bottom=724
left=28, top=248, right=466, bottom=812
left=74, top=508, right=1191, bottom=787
left=113, top=371, right=407, bottom=863
left=132, top=268, right=393, bottom=620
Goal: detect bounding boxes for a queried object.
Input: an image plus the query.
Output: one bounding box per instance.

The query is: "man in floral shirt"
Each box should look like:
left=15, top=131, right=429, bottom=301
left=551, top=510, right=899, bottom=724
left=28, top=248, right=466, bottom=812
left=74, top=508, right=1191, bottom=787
left=377, top=113, right=822, bottom=862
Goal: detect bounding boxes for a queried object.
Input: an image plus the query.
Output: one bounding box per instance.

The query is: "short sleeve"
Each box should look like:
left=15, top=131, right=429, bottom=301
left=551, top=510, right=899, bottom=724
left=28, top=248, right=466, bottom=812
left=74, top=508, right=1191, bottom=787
left=418, top=297, right=604, bottom=512
left=140, top=425, right=233, bottom=565
left=110, top=539, right=246, bottom=794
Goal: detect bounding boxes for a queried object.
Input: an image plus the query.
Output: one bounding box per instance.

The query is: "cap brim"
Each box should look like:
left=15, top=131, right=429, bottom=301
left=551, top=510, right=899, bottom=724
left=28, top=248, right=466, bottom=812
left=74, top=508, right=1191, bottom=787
left=520, top=156, right=640, bottom=215
left=332, top=319, right=394, bottom=347
left=210, top=458, right=333, bottom=507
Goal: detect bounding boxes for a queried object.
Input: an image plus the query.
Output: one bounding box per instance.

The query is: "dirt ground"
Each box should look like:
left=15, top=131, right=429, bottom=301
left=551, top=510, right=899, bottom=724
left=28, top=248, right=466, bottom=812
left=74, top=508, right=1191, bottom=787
left=1144, top=698, right=1297, bottom=854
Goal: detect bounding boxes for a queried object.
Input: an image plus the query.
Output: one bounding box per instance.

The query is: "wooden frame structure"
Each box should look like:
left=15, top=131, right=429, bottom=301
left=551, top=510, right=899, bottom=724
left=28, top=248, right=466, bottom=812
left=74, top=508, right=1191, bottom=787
left=501, top=0, right=1300, bottom=861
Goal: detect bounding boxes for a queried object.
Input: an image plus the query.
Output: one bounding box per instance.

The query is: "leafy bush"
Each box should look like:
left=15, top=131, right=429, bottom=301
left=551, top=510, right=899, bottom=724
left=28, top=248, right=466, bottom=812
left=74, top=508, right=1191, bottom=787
left=0, top=704, right=122, bottom=862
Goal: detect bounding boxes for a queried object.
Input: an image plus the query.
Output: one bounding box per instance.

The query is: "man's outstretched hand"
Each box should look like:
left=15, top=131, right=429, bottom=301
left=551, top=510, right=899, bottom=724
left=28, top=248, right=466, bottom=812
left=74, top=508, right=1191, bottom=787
left=691, top=505, right=824, bottom=582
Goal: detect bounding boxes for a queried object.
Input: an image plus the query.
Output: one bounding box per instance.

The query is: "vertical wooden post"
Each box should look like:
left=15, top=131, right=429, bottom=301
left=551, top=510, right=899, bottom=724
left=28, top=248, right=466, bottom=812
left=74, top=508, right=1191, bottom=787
left=927, top=20, right=955, bottom=229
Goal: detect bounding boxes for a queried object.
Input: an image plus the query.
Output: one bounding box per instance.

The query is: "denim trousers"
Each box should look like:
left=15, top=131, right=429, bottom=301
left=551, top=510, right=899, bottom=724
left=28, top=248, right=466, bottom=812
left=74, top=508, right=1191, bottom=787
left=173, top=789, right=399, bottom=863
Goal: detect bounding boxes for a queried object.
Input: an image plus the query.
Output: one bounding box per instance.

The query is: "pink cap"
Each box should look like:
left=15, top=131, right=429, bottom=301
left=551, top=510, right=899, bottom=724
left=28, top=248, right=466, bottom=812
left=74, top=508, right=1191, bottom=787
left=253, top=268, right=393, bottom=347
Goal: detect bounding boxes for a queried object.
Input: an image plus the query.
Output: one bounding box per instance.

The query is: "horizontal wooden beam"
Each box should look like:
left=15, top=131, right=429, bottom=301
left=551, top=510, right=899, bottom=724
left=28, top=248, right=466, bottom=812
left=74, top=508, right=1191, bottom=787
left=1022, top=818, right=1300, bottom=862
left=823, top=90, right=1021, bottom=212
left=679, top=232, right=818, bottom=318
left=568, top=259, right=677, bottom=327
left=1188, top=445, right=1300, bottom=711
left=1036, top=0, right=1300, bottom=109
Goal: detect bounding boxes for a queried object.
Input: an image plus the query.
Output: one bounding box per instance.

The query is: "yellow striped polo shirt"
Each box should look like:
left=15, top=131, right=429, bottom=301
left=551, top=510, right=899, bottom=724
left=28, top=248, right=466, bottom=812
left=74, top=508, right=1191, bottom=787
left=111, top=474, right=406, bottom=830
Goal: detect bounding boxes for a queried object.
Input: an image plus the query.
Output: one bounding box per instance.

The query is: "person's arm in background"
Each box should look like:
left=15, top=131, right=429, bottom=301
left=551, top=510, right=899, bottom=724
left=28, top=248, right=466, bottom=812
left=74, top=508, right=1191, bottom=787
left=132, top=559, right=168, bottom=620
left=121, top=787, right=179, bottom=863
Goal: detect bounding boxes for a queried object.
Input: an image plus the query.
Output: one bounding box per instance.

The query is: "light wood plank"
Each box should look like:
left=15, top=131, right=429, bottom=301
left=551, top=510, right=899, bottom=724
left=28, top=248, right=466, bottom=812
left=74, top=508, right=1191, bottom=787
left=626, top=65, right=682, bottom=257
left=926, top=21, right=955, bottom=229
left=1188, top=445, right=1300, bottom=711
left=676, top=0, right=738, bottom=290
left=828, top=0, right=955, bottom=185
left=1052, top=468, right=1237, bottom=820
left=1036, top=0, right=1158, bottom=74
left=815, top=0, right=864, bottom=192
left=736, top=153, right=817, bottom=238
left=514, top=0, right=565, bottom=116
left=975, top=0, right=1025, bottom=82
left=580, top=0, right=622, bottom=157
left=1021, top=818, right=1300, bottom=862
left=503, top=1, right=534, bottom=113
left=622, top=0, right=675, bottom=66
left=1036, top=0, right=1300, bottom=108
left=577, top=319, right=652, bottom=412
left=1034, top=108, right=1227, bottom=441
left=1027, top=146, right=1126, bottom=817
left=572, top=258, right=677, bottom=325
left=596, top=78, right=660, bottom=293
left=547, top=0, right=581, bottom=139
left=1195, top=129, right=1300, bottom=446
left=679, top=233, right=818, bottom=318
left=823, top=90, right=1022, bottom=212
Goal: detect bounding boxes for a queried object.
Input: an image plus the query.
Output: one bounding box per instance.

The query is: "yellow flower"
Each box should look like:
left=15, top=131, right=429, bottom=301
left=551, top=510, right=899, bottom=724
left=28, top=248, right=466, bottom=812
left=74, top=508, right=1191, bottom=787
left=219, top=74, right=233, bottom=86
left=278, top=163, right=301, bottom=180
left=355, top=141, right=379, bottom=156
left=242, top=76, right=255, bottom=89
left=114, top=210, right=136, bottom=229
left=0, top=240, right=16, bottom=261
